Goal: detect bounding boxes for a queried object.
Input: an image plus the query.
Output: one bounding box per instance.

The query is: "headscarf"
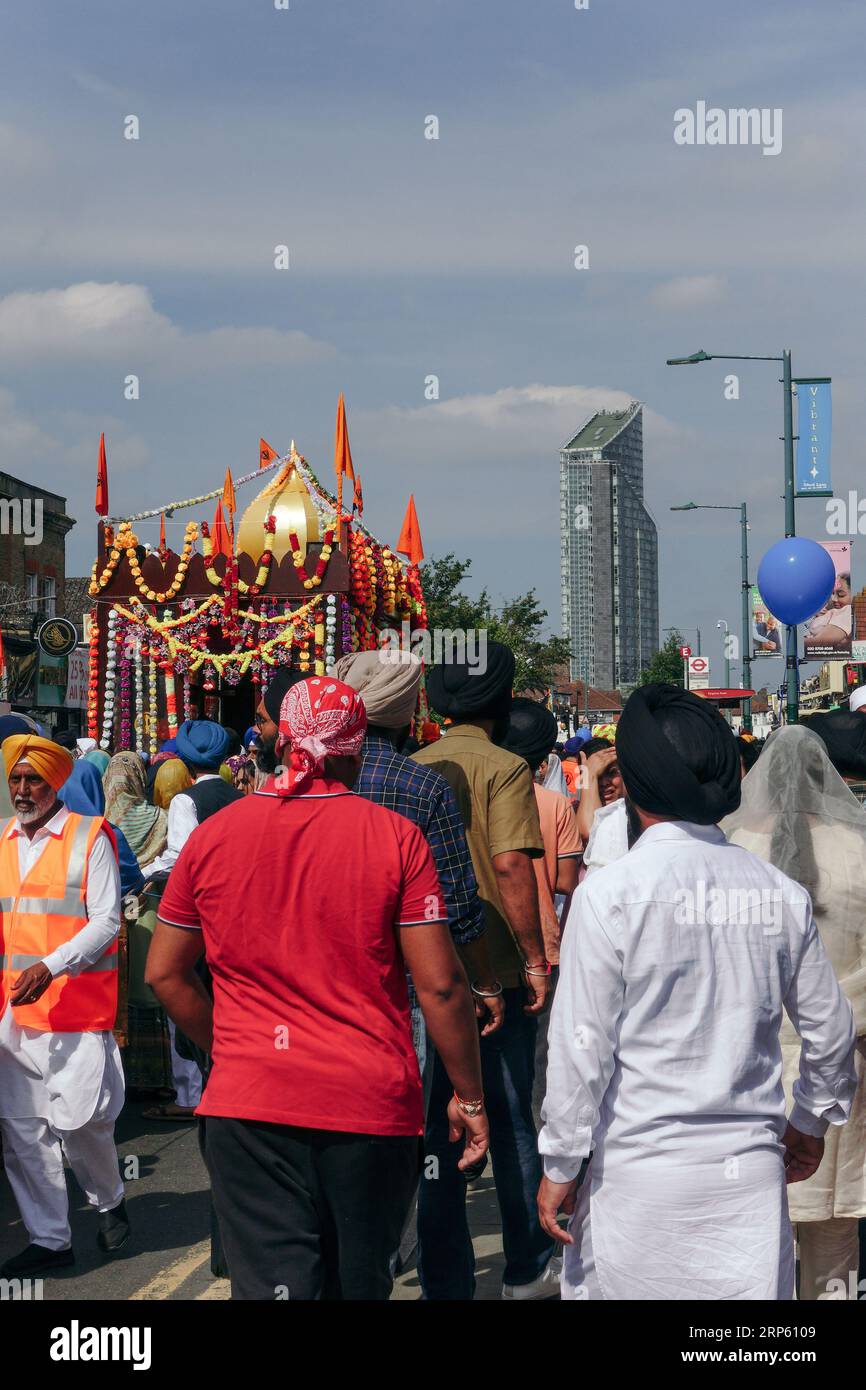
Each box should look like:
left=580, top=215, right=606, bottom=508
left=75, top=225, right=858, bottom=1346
left=616, top=682, right=741, bottom=825
left=104, top=752, right=167, bottom=861
left=543, top=752, right=569, bottom=797
left=500, top=697, right=558, bottom=771
left=805, top=709, right=866, bottom=779
left=153, top=758, right=193, bottom=810
left=849, top=685, right=866, bottom=714
left=75, top=737, right=97, bottom=758
left=723, top=725, right=866, bottom=906
left=2, top=734, right=73, bottom=791
left=0, top=716, right=41, bottom=816
left=59, top=760, right=144, bottom=897
left=426, top=640, right=515, bottom=721
left=592, top=722, right=617, bottom=742
left=83, top=748, right=110, bottom=775
left=263, top=667, right=309, bottom=724
left=275, top=677, right=366, bottom=796
left=175, top=719, right=230, bottom=770
left=0, top=714, right=41, bottom=743
left=330, top=650, right=422, bottom=729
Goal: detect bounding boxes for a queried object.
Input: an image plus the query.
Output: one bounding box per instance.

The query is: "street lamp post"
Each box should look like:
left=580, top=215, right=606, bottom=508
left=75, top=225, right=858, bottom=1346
left=670, top=502, right=753, bottom=732
left=667, top=348, right=799, bottom=726
left=717, top=619, right=731, bottom=688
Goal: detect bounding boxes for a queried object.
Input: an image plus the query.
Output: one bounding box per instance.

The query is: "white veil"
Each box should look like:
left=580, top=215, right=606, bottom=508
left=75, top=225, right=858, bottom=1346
left=543, top=752, right=569, bottom=798
left=722, top=724, right=866, bottom=1030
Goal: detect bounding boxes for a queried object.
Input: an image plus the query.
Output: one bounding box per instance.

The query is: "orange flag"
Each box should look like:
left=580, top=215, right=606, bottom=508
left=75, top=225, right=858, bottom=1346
left=260, top=438, right=278, bottom=469
left=334, top=394, right=355, bottom=482
left=213, top=500, right=231, bottom=557
left=222, top=467, right=236, bottom=516
left=95, top=433, right=109, bottom=516
left=396, top=495, right=424, bottom=567
left=353, top=471, right=364, bottom=516
left=159, top=512, right=166, bottom=550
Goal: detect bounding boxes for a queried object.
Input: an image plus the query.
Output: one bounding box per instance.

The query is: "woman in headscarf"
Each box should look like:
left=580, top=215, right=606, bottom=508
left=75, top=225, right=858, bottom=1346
left=723, top=725, right=866, bottom=1300
left=104, top=752, right=167, bottom=865
left=83, top=748, right=110, bottom=776
left=59, top=760, right=144, bottom=898
left=152, top=759, right=193, bottom=811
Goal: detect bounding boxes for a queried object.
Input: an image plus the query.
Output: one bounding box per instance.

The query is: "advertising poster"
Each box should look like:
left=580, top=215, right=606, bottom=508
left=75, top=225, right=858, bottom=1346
left=751, top=585, right=782, bottom=656
left=803, top=540, right=854, bottom=660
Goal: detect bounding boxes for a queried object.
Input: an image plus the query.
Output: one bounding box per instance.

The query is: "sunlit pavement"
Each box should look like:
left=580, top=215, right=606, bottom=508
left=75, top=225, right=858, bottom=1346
left=0, top=1102, right=505, bottom=1301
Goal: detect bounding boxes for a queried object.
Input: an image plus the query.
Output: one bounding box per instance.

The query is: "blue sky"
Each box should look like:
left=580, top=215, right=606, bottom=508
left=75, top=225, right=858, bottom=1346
left=1, top=0, right=865, bottom=686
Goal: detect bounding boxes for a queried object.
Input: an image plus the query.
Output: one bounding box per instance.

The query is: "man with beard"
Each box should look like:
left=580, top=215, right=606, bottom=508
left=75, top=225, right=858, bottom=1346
left=413, top=641, right=558, bottom=1300
left=252, top=668, right=308, bottom=776
left=537, top=684, right=857, bottom=1300
left=0, top=734, right=128, bottom=1278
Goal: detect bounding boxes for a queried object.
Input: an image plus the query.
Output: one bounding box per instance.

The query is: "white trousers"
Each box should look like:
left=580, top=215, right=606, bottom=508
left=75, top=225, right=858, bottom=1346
left=0, top=1114, right=124, bottom=1251
left=797, top=1218, right=861, bottom=1300
left=168, top=1020, right=202, bottom=1109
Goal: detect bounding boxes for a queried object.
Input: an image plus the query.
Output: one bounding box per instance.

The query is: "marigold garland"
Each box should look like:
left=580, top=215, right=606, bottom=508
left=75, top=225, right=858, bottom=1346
left=126, top=521, right=198, bottom=604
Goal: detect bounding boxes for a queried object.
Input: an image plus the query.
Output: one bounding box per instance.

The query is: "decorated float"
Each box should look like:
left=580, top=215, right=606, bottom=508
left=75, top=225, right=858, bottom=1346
left=86, top=401, right=428, bottom=753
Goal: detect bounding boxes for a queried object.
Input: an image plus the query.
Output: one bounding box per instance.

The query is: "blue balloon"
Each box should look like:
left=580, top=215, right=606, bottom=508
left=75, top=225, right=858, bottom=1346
left=757, top=538, right=836, bottom=626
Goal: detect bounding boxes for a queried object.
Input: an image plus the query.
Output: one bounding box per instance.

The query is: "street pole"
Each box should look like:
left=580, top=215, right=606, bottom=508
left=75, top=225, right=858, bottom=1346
left=740, top=502, right=753, bottom=732
left=782, top=349, right=799, bottom=726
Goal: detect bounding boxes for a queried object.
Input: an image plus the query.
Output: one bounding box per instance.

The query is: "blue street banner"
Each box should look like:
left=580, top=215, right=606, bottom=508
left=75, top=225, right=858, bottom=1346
left=794, top=378, right=832, bottom=496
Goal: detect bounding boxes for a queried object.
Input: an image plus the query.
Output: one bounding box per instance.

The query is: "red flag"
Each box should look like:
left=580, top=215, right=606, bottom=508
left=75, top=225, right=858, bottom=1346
left=212, top=500, right=231, bottom=557
left=334, top=394, right=355, bottom=482
left=159, top=512, right=166, bottom=550
left=95, top=433, right=109, bottom=516
left=353, top=471, right=364, bottom=516
left=396, top=495, right=424, bottom=566
left=259, top=438, right=279, bottom=469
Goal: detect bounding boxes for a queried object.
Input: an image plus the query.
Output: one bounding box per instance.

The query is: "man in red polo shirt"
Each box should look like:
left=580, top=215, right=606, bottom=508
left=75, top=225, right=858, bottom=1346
left=147, top=677, right=488, bottom=1301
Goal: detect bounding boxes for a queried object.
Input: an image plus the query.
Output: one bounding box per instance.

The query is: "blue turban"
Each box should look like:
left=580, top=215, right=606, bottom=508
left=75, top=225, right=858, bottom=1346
left=243, top=725, right=260, bottom=749
left=563, top=730, right=591, bottom=758
left=175, top=719, right=230, bottom=770
left=0, top=714, right=40, bottom=743
left=160, top=738, right=178, bottom=755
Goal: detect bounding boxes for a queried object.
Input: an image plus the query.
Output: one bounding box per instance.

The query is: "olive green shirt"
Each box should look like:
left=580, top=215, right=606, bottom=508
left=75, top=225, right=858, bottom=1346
left=412, top=723, right=544, bottom=988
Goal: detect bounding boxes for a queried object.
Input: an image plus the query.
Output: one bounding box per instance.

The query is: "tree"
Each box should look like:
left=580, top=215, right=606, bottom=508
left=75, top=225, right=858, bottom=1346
left=418, top=554, right=570, bottom=694
left=639, top=630, right=686, bottom=687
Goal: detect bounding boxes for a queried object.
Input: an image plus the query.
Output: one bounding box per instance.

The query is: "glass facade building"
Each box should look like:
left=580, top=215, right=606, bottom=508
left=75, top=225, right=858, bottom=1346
left=560, top=403, right=659, bottom=689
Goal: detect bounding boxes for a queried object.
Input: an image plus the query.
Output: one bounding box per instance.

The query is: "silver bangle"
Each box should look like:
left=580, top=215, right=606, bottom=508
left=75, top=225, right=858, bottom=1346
left=471, top=981, right=503, bottom=998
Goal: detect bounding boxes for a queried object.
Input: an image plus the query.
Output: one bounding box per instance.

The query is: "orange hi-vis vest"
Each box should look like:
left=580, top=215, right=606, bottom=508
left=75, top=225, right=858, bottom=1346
left=561, top=758, right=582, bottom=800
left=0, top=812, right=119, bottom=1032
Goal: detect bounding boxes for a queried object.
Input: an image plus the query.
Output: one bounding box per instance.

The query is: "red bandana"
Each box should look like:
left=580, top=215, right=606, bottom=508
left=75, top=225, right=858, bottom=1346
left=275, top=677, right=366, bottom=796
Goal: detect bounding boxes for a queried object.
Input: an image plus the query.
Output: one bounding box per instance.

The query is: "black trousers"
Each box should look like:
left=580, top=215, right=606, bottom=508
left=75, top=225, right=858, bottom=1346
left=202, top=1116, right=421, bottom=1300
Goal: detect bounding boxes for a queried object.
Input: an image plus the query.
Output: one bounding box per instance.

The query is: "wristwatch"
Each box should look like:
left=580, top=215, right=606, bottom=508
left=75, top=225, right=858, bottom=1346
left=453, top=1090, right=485, bottom=1118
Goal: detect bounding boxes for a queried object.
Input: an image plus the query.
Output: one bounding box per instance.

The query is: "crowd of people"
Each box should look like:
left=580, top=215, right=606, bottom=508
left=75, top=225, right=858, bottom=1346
left=0, top=654, right=865, bottom=1302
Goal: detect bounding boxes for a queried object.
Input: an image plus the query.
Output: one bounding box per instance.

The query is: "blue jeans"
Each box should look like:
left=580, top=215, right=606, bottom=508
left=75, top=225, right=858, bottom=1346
left=417, top=987, right=555, bottom=1299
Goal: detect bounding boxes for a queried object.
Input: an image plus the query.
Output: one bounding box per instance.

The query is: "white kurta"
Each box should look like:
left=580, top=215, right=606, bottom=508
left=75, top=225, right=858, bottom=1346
left=540, top=821, right=857, bottom=1301
left=0, top=806, right=124, bottom=1130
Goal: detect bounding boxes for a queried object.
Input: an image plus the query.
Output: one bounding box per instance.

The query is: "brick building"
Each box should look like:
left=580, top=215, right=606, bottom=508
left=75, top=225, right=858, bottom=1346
left=0, top=472, right=76, bottom=722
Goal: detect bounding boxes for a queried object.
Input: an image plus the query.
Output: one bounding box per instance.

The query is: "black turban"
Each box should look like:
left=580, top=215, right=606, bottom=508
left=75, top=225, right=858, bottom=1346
left=426, top=640, right=515, bottom=722
left=616, top=683, right=741, bottom=825
left=804, top=710, right=866, bottom=779
left=263, top=667, right=309, bottom=724
left=500, top=697, right=558, bottom=771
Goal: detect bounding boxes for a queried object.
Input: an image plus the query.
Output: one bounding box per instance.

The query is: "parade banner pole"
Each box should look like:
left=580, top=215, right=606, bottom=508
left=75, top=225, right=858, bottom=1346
left=781, top=349, right=799, bottom=726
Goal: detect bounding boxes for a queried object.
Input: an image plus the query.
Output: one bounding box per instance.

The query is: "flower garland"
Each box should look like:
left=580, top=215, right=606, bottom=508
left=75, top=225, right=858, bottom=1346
left=202, top=515, right=276, bottom=595
left=87, top=611, right=100, bottom=738
left=325, top=595, right=337, bottom=669
left=119, top=645, right=132, bottom=750
left=288, top=528, right=334, bottom=590
left=89, top=521, right=139, bottom=596
left=126, top=521, right=198, bottom=603
left=100, top=608, right=118, bottom=750
left=148, top=650, right=159, bottom=757
left=134, top=638, right=145, bottom=754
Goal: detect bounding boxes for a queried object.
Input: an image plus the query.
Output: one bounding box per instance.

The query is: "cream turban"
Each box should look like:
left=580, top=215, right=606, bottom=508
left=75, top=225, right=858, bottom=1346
left=329, top=650, right=422, bottom=729
left=3, top=734, right=74, bottom=792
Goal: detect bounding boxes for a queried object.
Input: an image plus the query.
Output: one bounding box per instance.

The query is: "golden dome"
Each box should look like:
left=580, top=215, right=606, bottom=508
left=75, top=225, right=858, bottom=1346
left=236, top=454, right=320, bottom=564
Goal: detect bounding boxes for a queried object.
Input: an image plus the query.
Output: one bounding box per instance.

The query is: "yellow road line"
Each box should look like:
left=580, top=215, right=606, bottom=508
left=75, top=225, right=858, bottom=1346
left=128, top=1239, right=211, bottom=1301
left=195, top=1278, right=231, bottom=1300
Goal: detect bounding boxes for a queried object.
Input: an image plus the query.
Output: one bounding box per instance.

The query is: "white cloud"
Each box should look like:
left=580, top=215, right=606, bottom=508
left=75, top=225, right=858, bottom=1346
left=649, top=275, right=727, bottom=311
left=0, top=282, right=335, bottom=372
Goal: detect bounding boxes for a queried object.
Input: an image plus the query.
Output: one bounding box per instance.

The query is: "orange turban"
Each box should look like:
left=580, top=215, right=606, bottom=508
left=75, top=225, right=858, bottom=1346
left=2, top=734, right=73, bottom=792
